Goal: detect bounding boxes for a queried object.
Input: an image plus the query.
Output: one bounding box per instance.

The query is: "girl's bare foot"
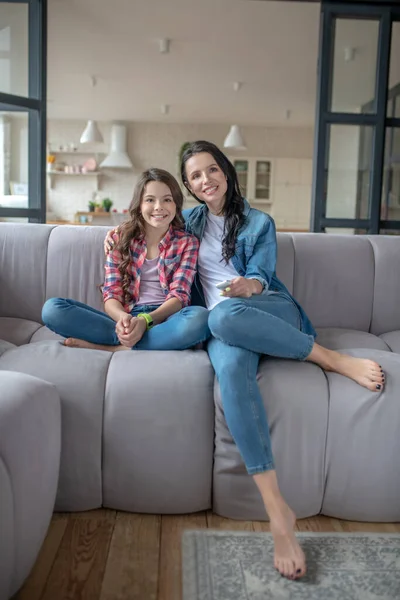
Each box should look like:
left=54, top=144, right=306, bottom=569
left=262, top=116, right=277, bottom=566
left=269, top=503, right=306, bottom=579
left=64, top=338, right=129, bottom=352
left=307, top=344, right=385, bottom=392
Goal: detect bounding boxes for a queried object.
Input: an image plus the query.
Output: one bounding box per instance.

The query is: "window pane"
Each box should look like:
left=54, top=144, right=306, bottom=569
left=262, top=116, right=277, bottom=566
left=380, top=229, right=400, bottom=235
left=0, top=112, right=28, bottom=209
left=330, top=18, right=379, bottom=113
left=325, top=228, right=367, bottom=234
left=381, top=128, right=400, bottom=222
left=0, top=3, right=28, bottom=96
left=388, top=22, right=400, bottom=118
left=325, top=125, right=373, bottom=220
left=0, top=216, right=29, bottom=223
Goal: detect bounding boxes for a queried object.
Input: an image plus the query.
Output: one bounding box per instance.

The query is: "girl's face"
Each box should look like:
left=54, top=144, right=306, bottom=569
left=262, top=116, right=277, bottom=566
left=185, top=152, right=228, bottom=213
left=140, top=180, right=176, bottom=232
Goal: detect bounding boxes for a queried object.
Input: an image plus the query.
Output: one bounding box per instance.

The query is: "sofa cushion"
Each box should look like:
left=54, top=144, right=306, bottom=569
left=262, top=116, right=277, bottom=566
left=0, top=371, right=60, bottom=598
left=30, top=325, right=64, bottom=343
left=0, top=341, right=110, bottom=511
left=291, top=234, right=374, bottom=331
left=45, top=225, right=109, bottom=312
left=276, top=234, right=295, bottom=294
left=213, top=358, right=329, bottom=520
left=368, top=236, right=400, bottom=336
left=379, top=331, right=400, bottom=354
left=0, top=340, right=15, bottom=358
left=103, top=349, right=215, bottom=514
left=315, top=328, right=391, bottom=352
left=322, top=349, right=400, bottom=521
left=0, top=317, right=41, bottom=346
left=0, top=224, right=53, bottom=322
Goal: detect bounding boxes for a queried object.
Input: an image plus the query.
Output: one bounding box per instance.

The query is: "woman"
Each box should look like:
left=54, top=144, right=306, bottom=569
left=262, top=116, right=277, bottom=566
left=105, top=142, right=385, bottom=579
left=42, top=168, right=210, bottom=351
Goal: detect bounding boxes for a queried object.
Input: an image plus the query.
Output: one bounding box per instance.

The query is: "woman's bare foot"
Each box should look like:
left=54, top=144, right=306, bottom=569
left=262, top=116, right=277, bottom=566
left=307, top=344, right=385, bottom=392
left=253, top=471, right=306, bottom=579
left=64, top=338, right=129, bottom=352
left=269, top=503, right=306, bottom=579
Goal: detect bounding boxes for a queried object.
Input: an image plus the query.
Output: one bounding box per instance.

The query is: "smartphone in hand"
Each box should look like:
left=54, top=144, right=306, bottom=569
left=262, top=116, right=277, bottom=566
left=215, top=280, right=232, bottom=290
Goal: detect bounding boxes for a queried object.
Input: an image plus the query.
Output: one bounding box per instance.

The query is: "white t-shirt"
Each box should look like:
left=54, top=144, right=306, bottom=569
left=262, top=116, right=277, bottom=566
left=197, top=212, right=238, bottom=310
left=136, top=257, right=165, bottom=306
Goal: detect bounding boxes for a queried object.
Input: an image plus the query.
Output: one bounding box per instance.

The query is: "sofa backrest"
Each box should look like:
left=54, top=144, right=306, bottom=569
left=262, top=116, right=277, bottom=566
left=0, top=223, right=399, bottom=334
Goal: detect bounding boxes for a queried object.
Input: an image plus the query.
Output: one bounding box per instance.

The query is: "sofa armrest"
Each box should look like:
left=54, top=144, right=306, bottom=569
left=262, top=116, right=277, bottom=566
left=0, top=371, right=61, bottom=599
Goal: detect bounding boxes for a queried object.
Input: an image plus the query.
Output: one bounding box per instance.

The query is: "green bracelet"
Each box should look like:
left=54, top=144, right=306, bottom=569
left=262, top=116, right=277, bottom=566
left=137, top=313, right=154, bottom=330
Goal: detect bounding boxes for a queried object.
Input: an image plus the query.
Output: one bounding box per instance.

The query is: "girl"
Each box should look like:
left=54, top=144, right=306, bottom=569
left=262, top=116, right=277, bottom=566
left=42, top=168, right=210, bottom=352
left=105, top=143, right=385, bottom=580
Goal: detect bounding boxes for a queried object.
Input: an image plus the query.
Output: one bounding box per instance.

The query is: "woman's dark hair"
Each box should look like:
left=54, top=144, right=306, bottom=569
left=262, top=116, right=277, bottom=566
left=116, top=168, right=185, bottom=302
left=180, top=140, right=246, bottom=262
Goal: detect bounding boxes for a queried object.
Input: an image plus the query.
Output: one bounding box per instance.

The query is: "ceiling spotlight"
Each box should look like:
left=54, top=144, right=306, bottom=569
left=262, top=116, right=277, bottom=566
left=233, top=81, right=242, bottom=92
left=161, top=104, right=169, bottom=115
left=159, top=38, right=170, bottom=54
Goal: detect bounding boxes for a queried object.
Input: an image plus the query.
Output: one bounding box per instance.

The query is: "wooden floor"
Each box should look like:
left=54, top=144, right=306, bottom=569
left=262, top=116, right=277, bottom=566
left=14, top=510, right=400, bottom=600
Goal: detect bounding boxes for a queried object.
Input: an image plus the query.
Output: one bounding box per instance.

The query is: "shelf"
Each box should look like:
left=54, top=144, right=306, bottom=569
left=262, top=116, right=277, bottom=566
left=47, top=171, right=102, bottom=191
left=251, top=199, right=272, bottom=205
left=48, top=171, right=101, bottom=175
left=49, top=150, right=105, bottom=155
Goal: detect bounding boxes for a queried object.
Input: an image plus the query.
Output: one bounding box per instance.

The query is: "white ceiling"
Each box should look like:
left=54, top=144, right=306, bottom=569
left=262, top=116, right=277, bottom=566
left=46, top=0, right=400, bottom=126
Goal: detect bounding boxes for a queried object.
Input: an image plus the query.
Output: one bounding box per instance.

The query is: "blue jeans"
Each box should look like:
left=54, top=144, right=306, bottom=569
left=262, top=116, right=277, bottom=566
left=42, top=298, right=211, bottom=350
left=207, top=293, right=315, bottom=474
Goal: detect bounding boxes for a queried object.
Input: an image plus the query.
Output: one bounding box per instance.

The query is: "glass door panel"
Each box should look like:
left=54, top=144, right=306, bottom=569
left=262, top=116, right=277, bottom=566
left=255, top=160, right=271, bottom=200
left=233, top=160, right=249, bottom=197
left=381, top=127, right=400, bottom=222
left=325, top=124, right=373, bottom=220
left=330, top=18, right=379, bottom=114
left=388, top=22, right=400, bottom=117
left=0, top=111, right=28, bottom=209
left=0, top=3, right=28, bottom=97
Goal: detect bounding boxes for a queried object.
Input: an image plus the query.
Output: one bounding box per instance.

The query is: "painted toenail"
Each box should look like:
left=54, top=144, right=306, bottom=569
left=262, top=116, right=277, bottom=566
left=376, top=384, right=381, bottom=390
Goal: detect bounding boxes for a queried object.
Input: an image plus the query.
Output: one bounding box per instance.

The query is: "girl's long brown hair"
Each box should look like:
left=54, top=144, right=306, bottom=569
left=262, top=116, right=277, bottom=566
left=116, top=168, right=185, bottom=303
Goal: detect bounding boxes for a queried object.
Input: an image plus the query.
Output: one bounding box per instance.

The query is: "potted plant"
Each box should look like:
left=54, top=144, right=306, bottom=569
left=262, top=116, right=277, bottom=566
left=102, top=198, right=113, bottom=212
left=88, top=200, right=97, bottom=212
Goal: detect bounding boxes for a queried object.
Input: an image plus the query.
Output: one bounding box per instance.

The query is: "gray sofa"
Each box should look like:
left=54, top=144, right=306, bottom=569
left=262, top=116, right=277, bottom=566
left=0, top=370, right=61, bottom=600
left=0, top=223, right=399, bottom=525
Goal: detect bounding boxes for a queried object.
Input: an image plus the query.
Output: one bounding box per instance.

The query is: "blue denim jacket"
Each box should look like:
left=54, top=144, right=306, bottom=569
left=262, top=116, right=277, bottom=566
left=183, top=199, right=316, bottom=337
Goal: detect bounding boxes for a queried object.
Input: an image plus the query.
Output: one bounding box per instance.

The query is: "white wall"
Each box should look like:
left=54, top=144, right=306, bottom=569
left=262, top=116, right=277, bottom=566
left=46, top=120, right=314, bottom=228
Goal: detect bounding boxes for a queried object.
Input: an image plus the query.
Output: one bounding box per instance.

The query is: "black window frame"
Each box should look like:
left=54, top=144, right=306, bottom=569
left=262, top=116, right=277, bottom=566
left=311, top=1, right=400, bottom=233
left=0, top=0, right=47, bottom=222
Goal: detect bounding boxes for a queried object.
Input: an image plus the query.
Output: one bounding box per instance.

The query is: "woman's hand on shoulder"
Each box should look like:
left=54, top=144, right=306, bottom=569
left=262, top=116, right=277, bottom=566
left=220, top=276, right=262, bottom=299
left=104, top=228, right=119, bottom=255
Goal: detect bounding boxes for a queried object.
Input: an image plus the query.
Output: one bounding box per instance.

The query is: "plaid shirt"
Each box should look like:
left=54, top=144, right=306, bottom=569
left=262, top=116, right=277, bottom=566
left=103, top=226, right=199, bottom=312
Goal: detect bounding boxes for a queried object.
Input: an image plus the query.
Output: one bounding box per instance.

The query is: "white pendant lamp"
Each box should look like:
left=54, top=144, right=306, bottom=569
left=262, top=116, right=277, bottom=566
left=80, top=119, right=103, bottom=144
left=100, top=124, right=133, bottom=169
left=223, top=124, right=247, bottom=151
left=80, top=76, right=104, bottom=144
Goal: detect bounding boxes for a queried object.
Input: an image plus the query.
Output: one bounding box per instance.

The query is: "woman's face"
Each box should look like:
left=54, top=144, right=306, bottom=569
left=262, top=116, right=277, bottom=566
left=140, top=180, right=176, bottom=232
left=185, top=152, right=228, bottom=213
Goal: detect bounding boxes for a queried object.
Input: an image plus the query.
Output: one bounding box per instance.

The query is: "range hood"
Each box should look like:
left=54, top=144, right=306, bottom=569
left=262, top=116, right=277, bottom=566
left=100, top=124, right=133, bottom=169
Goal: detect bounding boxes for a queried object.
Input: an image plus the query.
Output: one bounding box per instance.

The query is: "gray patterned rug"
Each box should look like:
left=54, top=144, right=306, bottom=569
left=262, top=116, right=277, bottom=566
left=182, top=531, right=400, bottom=600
